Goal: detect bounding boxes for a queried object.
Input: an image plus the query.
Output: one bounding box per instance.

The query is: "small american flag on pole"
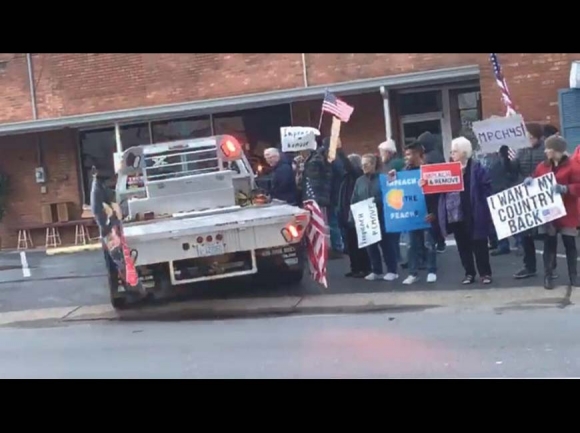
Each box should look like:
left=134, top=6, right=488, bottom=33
left=302, top=180, right=328, bottom=289
left=489, top=53, right=517, bottom=160
left=322, top=90, right=354, bottom=123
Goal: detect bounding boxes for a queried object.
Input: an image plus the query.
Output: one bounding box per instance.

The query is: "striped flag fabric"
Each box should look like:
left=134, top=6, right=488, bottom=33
left=302, top=180, right=328, bottom=288
left=322, top=90, right=354, bottom=123
left=489, top=53, right=518, bottom=160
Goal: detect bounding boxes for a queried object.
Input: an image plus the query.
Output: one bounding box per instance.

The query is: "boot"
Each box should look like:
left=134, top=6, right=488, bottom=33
left=566, top=251, right=578, bottom=288
left=544, top=275, right=554, bottom=290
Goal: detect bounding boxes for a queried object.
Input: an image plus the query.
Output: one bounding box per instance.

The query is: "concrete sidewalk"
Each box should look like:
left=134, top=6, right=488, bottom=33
left=0, top=285, right=575, bottom=328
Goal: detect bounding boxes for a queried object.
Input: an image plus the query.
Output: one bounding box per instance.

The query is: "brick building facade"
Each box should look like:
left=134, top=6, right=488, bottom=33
left=0, top=53, right=578, bottom=249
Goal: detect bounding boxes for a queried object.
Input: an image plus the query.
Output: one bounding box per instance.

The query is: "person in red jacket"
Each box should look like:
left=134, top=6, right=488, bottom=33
left=526, top=135, right=580, bottom=289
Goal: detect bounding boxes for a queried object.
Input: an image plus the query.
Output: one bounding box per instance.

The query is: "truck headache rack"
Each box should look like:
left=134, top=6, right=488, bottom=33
left=116, top=137, right=251, bottom=218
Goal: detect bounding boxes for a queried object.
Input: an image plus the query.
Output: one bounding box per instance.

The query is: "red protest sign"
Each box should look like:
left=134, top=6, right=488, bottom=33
left=420, top=162, right=464, bottom=194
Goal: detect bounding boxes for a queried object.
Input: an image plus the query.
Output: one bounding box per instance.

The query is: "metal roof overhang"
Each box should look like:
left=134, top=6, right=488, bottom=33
left=0, top=65, right=479, bottom=137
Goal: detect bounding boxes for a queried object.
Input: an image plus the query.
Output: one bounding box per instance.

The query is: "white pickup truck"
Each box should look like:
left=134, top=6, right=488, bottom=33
left=101, top=135, right=310, bottom=309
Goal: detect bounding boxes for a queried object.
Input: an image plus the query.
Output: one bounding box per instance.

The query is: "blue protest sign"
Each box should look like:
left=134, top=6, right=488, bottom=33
left=379, top=171, right=430, bottom=233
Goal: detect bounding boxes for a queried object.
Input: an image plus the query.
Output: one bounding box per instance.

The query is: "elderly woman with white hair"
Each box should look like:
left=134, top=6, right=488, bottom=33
left=378, top=138, right=405, bottom=173
left=437, top=137, right=494, bottom=285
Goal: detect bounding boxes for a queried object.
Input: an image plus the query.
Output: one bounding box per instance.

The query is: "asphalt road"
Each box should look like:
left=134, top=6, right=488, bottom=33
left=1, top=307, right=578, bottom=378
left=0, top=238, right=576, bottom=313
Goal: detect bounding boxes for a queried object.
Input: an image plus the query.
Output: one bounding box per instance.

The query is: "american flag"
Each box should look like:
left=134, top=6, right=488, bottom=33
left=490, top=53, right=517, bottom=160
left=322, top=90, right=354, bottom=123
left=302, top=180, right=328, bottom=288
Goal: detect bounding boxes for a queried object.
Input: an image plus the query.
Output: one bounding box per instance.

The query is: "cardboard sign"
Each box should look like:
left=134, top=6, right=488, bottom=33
left=350, top=198, right=382, bottom=248
left=280, top=127, right=320, bottom=152
left=327, top=116, right=341, bottom=162
left=380, top=171, right=430, bottom=233
left=471, top=114, right=529, bottom=153
left=487, top=173, right=567, bottom=240
left=420, top=162, right=464, bottom=194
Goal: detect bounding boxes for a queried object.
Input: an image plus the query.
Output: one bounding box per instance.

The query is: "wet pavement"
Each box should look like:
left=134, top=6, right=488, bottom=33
left=0, top=307, right=578, bottom=378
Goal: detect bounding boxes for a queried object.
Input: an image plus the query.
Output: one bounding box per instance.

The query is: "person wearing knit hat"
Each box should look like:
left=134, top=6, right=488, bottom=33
left=523, top=134, right=580, bottom=290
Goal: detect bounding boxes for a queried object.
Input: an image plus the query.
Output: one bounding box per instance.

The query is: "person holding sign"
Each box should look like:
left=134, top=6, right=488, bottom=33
left=403, top=141, right=440, bottom=284
left=437, top=137, right=494, bottom=285
left=511, top=123, right=548, bottom=280
left=526, top=135, right=580, bottom=290
left=350, top=154, right=399, bottom=281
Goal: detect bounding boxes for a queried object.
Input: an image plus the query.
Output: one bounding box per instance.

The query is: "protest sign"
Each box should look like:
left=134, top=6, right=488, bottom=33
left=327, top=116, right=341, bottom=162
left=471, top=114, right=529, bottom=153
left=350, top=198, right=382, bottom=248
left=280, top=126, right=320, bottom=152
left=380, top=171, right=430, bottom=233
left=487, top=173, right=567, bottom=240
left=420, top=162, right=464, bottom=194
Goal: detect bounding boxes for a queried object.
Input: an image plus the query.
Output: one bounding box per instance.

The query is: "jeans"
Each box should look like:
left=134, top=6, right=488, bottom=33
left=408, top=229, right=437, bottom=276
left=327, top=206, right=344, bottom=252
left=522, top=234, right=537, bottom=272
left=366, top=232, right=399, bottom=275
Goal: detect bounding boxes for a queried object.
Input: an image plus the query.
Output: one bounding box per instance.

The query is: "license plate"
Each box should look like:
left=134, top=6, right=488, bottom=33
left=196, top=243, right=225, bottom=257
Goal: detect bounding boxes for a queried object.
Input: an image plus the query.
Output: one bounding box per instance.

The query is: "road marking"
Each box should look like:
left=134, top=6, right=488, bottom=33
left=20, top=251, right=31, bottom=278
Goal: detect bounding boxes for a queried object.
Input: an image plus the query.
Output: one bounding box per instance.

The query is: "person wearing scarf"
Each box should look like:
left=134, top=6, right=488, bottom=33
left=437, top=137, right=494, bottom=285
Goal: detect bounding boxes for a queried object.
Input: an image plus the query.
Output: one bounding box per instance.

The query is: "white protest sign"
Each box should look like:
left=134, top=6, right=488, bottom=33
left=350, top=198, right=382, bottom=248
left=471, top=113, right=529, bottom=153
left=280, top=126, right=320, bottom=152
left=487, top=173, right=567, bottom=240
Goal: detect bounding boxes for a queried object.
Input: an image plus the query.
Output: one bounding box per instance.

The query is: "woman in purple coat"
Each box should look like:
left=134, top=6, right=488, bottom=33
left=437, top=137, right=494, bottom=285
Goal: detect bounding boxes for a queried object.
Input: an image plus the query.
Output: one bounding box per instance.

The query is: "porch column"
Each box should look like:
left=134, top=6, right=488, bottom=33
left=114, top=122, right=123, bottom=153
left=380, top=86, right=392, bottom=140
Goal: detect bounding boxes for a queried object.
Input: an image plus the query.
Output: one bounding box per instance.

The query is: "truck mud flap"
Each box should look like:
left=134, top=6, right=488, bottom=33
left=168, top=250, right=257, bottom=285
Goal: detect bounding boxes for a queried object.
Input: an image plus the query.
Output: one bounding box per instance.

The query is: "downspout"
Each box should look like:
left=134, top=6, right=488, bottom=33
left=26, top=53, right=38, bottom=120
left=301, top=53, right=309, bottom=87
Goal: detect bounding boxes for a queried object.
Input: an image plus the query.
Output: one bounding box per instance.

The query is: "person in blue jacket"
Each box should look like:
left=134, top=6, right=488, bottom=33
left=264, top=147, right=298, bottom=205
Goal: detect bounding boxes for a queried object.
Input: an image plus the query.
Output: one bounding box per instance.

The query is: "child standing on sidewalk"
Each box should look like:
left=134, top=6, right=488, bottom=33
left=392, top=141, right=440, bottom=284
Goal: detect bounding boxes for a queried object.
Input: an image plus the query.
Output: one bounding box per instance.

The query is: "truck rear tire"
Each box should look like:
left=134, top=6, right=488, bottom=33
left=283, top=269, right=304, bottom=285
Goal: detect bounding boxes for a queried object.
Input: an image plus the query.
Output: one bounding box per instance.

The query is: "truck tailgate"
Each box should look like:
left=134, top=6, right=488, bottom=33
left=123, top=203, right=307, bottom=242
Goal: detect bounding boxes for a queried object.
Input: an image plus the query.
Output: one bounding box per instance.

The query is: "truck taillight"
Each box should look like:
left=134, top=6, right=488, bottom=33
left=220, top=135, right=242, bottom=160
left=281, top=224, right=300, bottom=243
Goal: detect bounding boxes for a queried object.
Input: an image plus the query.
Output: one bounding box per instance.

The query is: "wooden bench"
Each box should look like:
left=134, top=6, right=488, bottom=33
left=14, top=219, right=98, bottom=250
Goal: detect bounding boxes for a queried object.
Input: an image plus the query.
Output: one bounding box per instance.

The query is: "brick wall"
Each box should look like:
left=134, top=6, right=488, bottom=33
left=291, top=92, right=386, bottom=155
left=1, top=53, right=578, bottom=128
left=0, top=129, right=82, bottom=248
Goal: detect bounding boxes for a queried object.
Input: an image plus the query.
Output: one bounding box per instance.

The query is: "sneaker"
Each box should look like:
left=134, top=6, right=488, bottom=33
left=437, top=243, right=446, bottom=253
left=402, top=275, right=419, bottom=285
left=384, top=273, right=399, bottom=281
left=514, top=268, right=536, bottom=279
left=544, top=275, right=554, bottom=290
left=365, top=273, right=383, bottom=281
left=427, top=273, right=437, bottom=283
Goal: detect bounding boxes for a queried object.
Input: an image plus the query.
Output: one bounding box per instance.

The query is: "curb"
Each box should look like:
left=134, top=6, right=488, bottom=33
left=0, top=286, right=576, bottom=327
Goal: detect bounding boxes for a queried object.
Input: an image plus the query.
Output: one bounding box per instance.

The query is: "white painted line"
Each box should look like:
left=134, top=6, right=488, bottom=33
left=20, top=251, right=31, bottom=278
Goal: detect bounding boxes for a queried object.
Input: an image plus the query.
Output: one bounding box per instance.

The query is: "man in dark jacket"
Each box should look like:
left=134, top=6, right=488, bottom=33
left=302, top=138, right=343, bottom=258
left=264, top=147, right=297, bottom=205
left=487, top=145, right=519, bottom=255
left=417, top=131, right=447, bottom=253
left=511, top=123, right=549, bottom=279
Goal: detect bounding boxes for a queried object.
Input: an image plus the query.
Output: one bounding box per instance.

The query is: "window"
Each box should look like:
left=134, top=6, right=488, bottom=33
left=151, top=116, right=212, bottom=143
left=79, top=128, right=116, bottom=203
left=121, top=123, right=151, bottom=149
left=79, top=123, right=152, bottom=202
left=213, top=104, right=292, bottom=162
left=398, top=90, right=442, bottom=116
left=450, top=87, right=482, bottom=138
